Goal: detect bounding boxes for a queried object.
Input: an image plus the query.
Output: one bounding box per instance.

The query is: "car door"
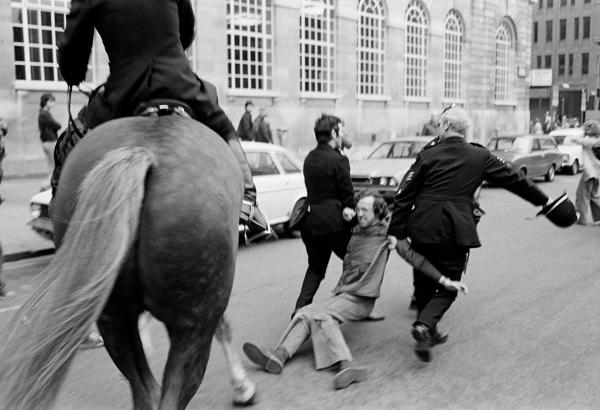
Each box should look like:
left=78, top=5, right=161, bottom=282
left=273, top=151, right=306, bottom=223
left=538, top=137, right=560, bottom=172
left=529, top=138, right=543, bottom=176
left=245, top=150, right=284, bottom=224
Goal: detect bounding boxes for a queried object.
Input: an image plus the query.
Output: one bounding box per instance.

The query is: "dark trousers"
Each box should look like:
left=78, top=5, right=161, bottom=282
left=411, top=242, right=469, bottom=330
left=294, top=230, right=351, bottom=310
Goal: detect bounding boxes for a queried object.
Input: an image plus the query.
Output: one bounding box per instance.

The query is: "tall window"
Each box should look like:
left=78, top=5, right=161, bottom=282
left=443, top=10, right=463, bottom=100
left=494, top=22, right=513, bottom=102
left=568, top=53, right=573, bottom=75
left=537, top=55, right=542, bottom=69
left=357, top=0, right=385, bottom=96
left=546, top=20, right=553, bottom=42
left=533, top=22, right=538, bottom=43
left=558, top=54, right=565, bottom=75
left=583, top=16, right=590, bottom=38
left=226, top=0, right=273, bottom=91
left=574, top=17, right=579, bottom=39
left=539, top=0, right=543, bottom=8
left=582, top=52, right=589, bottom=74
left=299, top=0, right=335, bottom=95
left=548, top=0, right=554, bottom=7
left=559, top=19, right=566, bottom=40
left=545, top=54, right=552, bottom=68
left=405, top=0, right=428, bottom=98
left=11, top=0, right=78, bottom=84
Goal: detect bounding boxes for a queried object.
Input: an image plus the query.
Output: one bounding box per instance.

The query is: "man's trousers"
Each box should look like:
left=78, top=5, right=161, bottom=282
left=295, top=230, right=351, bottom=310
left=411, top=243, right=469, bottom=330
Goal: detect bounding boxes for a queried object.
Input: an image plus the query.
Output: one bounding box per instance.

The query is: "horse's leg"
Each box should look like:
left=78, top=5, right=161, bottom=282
left=98, top=260, right=160, bottom=410
left=98, top=311, right=160, bottom=410
left=158, top=325, right=215, bottom=410
left=214, top=315, right=257, bottom=406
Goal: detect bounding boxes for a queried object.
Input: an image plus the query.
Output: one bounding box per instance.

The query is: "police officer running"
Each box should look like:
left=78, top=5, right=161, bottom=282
left=294, top=114, right=355, bottom=314
left=387, top=106, right=563, bottom=362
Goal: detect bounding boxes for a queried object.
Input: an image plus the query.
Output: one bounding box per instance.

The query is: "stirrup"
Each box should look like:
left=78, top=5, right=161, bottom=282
left=240, top=200, right=277, bottom=244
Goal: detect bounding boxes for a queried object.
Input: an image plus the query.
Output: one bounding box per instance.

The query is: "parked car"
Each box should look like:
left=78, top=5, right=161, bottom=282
left=548, top=128, right=584, bottom=175
left=28, top=142, right=306, bottom=241
left=486, top=135, right=568, bottom=182
left=350, top=137, right=432, bottom=203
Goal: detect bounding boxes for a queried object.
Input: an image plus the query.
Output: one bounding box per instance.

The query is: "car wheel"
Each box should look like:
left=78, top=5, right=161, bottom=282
left=518, top=167, right=527, bottom=178
left=545, top=165, right=555, bottom=182
left=570, top=159, right=580, bottom=175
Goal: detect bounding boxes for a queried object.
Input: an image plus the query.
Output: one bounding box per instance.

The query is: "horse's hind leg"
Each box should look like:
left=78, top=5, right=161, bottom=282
left=215, top=315, right=257, bottom=406
left=98, top=310, right=160, bottom=410
left=158, top=324, right=216, bottom=410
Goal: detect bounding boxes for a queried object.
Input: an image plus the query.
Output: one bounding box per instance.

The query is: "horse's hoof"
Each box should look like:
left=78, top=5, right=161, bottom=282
left=232, top=380, right=258, bottom=407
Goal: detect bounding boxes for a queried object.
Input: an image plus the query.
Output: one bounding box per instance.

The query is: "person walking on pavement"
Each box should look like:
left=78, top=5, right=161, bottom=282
left=293, top=114, right=355, bottom=314
left=420, top=112, right=438, bottom=136
left=56, top=0, right=270, bottom=235
left=572, top=120, right=600, bottom=225
left=237, top=100, right=255, bottom=141
left=243, top=192, right=468, bottom=389
left=387, top=106, right=561, bottom=363
left=38, top=93, right=61, bottom=190
left=253, top=109, right=273, bottom=144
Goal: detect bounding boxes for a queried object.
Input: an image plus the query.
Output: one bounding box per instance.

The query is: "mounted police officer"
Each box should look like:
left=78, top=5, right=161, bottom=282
left=293, top=114, right=355, bottom=313
left=55, top=0, right=269, bottom=234
left=387, top=106, right=575, bottom=362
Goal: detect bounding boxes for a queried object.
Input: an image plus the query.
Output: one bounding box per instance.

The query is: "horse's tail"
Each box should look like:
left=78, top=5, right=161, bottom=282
left=0, top=147, right=155, bottom=410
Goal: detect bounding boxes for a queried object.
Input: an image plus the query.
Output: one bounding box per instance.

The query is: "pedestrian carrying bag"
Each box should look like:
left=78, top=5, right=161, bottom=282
left=288, top=197, right=308, bottom=231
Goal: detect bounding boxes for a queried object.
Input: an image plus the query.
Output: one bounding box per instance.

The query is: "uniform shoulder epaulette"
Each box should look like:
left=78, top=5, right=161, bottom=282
left=421, top=136, right=441, bottom=151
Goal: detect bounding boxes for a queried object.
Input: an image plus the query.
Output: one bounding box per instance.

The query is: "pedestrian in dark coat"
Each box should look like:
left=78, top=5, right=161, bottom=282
left=253, top=112, right=273, bottom=144
left=57, top=0, right=271, bottom=234
left=237, top=100, right=255, bottom=141
left=387, top=106, right=553, bottom=362
left=294, top=114, right=355, bottom=312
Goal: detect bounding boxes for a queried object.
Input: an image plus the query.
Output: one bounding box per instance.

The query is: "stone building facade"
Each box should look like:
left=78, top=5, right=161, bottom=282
left=1, top=0, right=534, bottom=176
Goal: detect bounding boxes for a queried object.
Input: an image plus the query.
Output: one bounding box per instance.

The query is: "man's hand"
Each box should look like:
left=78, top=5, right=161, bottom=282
left=387, top=235, right=398, bottom=250
left=439, top=276, right=468, bottom=294
left=342, top=207, right=355, bottom=221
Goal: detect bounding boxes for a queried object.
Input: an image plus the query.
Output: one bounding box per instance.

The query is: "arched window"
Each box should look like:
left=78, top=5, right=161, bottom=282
left=443, top=10, right=463, bottom=100
left=405, top=0, right=428, bottom=98
left=299, top=0, right=335, bottom=95
left=495, top=22, right=513, bottom=102
left=357, top=0, right=386, bottom=96
left=226, top=0, right=273, bottom=91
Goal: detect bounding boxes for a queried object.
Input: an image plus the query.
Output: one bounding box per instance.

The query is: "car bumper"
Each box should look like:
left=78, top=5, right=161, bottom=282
left=28, top=216, right=54, bottom=241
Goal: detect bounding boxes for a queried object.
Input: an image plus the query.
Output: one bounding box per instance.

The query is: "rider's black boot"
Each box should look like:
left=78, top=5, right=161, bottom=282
left=228, top=138, right=274, bottom=242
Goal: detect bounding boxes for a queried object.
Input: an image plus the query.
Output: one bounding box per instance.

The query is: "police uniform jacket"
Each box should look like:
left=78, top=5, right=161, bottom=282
left=58, top=0, right=235, bottom=140
left=303, top=143, right=354, bottom=235
left=388, top=134, right=549, bottom=248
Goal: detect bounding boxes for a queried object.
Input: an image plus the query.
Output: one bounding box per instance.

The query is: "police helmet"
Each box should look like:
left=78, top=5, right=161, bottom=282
left=536, top=192, right=578, bottom=228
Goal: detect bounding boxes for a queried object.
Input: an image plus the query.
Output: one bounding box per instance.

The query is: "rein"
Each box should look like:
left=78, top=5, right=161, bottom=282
left=67, top=85, right=85, bottom=140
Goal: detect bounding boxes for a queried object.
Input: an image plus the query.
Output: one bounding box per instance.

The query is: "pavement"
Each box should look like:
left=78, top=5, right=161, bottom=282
left=0, top=176, right=55, bottom=261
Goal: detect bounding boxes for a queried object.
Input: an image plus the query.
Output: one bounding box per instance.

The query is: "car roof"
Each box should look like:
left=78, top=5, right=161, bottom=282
left=548, top=128, right=584, bottom=137
left=241, top=141, right=290, bottom=153
left=490, top=134, right=552, bottom=140
left=378, top=136, right=432, bottom=143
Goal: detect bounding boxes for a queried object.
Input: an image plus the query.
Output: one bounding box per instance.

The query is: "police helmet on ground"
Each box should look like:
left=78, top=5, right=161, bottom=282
left=536, top=192, right=578, bottom=228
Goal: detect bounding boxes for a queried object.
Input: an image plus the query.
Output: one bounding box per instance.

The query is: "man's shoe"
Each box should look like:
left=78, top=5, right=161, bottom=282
left=412, top=324, right=433, bottom=362
left=243, top=343, right=284, bottom=374
left=333, top=366, right=368, bottom=390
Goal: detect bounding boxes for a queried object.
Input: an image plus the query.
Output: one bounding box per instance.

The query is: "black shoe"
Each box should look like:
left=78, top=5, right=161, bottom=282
left=243, top=343, right=284, bottom=374
left=412, top=323, right=433, bottom=362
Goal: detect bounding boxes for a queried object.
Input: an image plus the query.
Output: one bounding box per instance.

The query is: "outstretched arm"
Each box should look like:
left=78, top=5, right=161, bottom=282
left=387, top=237, right=468, bottom=294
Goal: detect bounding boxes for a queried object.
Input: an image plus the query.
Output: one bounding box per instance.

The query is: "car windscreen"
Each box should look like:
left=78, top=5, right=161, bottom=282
left=367, top=141, right=428, bottom=159
left=488, top=137, right=529, bottom=152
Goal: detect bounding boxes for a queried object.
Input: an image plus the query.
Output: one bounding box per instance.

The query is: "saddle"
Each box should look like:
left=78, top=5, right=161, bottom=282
left=133, top=99, right=196, bottom=119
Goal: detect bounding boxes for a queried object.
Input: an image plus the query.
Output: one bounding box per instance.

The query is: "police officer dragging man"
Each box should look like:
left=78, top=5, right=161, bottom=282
left=387, top=106, right=577, bottom=362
